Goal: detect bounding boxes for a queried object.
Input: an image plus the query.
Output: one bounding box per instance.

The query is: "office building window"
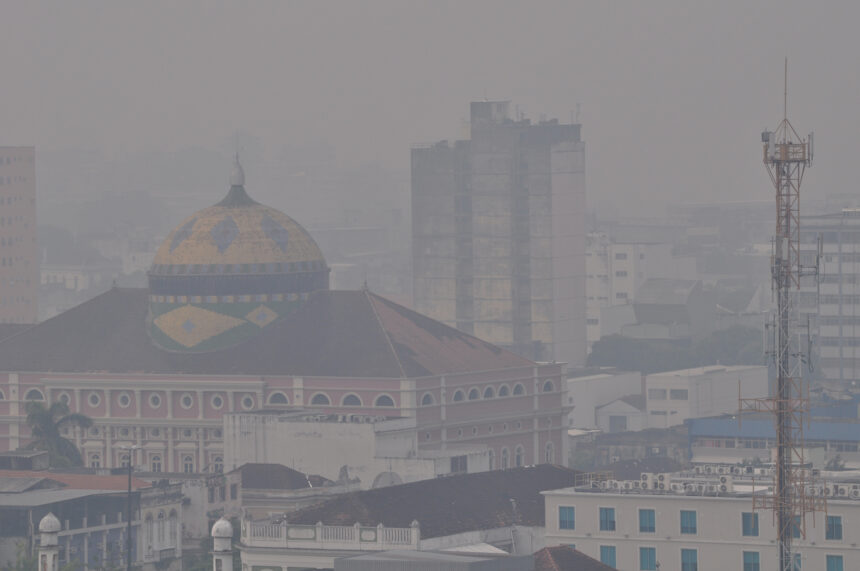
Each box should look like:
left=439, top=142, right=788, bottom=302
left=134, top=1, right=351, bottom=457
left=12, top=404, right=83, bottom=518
left=743, top=551, right=760, bottom=571
left=826, top=515, right=842, bottom=540
left=640, top=547, right=657, bottom=571
left=681, top=548, right=698, bottom=571
left=826, top=555, right=843, bottom=571
left=599, top=507, right=616, bottom=531
left=639, top=509, right=656, bottom=533
left=599, top=546, right=616, bottom=568
left=559, top=506, right=575, bottom=530
left=742, top=512, right=759, bottom=536
left=792, top=515, right=801, bottom=538
left=680, top=510, right=697, bottom=534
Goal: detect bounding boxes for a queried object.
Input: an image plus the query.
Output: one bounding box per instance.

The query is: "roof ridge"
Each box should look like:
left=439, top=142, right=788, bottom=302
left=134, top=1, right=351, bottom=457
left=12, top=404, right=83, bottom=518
left=364, top=291, right=407, bottom=379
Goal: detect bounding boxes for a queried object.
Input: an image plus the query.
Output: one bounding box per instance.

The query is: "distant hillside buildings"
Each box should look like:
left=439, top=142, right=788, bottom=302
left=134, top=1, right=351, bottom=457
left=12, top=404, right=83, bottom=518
left=412, top=101, right=586, bottom=365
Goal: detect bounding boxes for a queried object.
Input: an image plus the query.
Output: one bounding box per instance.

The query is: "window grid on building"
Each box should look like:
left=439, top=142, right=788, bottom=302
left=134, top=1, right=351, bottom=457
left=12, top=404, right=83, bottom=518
left=559, top=506, right=575, bottom=530
left=680, top=510, right=697, bottom=534
left=599, top=507, right=616, bottom=531
left=639, top=508, right=655, bottom=533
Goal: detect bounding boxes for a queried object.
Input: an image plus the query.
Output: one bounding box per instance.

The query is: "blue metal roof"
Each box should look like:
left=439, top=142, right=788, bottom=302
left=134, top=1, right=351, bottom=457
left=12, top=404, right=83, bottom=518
left=688, top=416, right=860, bottom=442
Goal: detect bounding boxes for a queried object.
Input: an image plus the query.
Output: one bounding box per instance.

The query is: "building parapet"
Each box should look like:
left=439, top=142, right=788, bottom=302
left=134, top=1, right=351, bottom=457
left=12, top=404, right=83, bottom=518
left=241, top=520, right=420, bottom=551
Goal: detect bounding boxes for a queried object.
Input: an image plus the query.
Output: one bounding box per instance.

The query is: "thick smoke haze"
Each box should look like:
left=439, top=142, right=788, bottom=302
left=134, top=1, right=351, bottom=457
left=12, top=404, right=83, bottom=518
left=1, top=1, right=857, bottom=218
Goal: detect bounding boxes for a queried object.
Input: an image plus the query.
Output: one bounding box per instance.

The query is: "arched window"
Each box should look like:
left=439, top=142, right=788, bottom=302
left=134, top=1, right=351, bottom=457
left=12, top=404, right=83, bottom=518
left=468, top=388, right=480, bottom=401
left=452, top=390, right=465, bottom=402
left=120, top=454, right=130, bottom=468
left=375, top=395, right=394, bottom=407
left=483, top=386, right=495, bottom=399
left=545, top=442, right=555, bottom=464
left=420, top=393, right=434, bottom=406
left=213, top=456, right=223, bottom=473
left=488, top=449, right=495, bottom=470
left=89, top=454, right=101, bottom=469
left=157, top=511, right=166, bottom=544
left=268, top=392, right=289, bottom=405
left=151, top=455, right=162, bottom=473
left=513, top=383, right=525, bottom=396
left=24, top=388, right=44, bottom=401
left=342, top=394, right=362, bottom=406
left=501, top=448, right=509, bottom=470
left=168, top=510, right=178, bottom=547
left=182, top=455, right=194, bottom=474
left=144, top=514, right=154, bottom=549
left=498, top=385, right=509, bottom=397
left=543, top=380, right=554, bottom=393
left=515, top=446, right=524, bottom=468
left=310, top=393, right=330, bottom=406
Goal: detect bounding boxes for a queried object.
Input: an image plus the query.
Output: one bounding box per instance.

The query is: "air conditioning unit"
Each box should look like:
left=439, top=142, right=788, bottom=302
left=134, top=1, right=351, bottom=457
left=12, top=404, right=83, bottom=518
left=694, top=466, right=703, bottom=475
left=599, top=481, right=609, bottom=489
left=684, top=482, right=696, bottom=493
left=745, top=466, right=755, bottom=475
left=823, top=485, right=833, bottom=496
left=716, top=466, right=728, bottom=475
left=632, top=480, right=642, bottom=489
left=705, top=485, right=718, bottom=494
left=837, top=485, right=848, bottom=497
left=719, top=475, right=733, bottom=486
left=731, top=466, right=743, bottom=475
left=756, top=468, right=769, bottom=477
left=704, top=466, right=714, bottom=474
left=696, top=483, right=706, bottom=493
left=720, top=481, right=733, bottom=493
left=850, top=489, right=860, bottom=499
left=641, top=473, right=654, bottom=490
left=610, top=480, right=620, bottom=489
left=623, top=481, right=633, bottom=490
left=670, top=483, right=683, bottom=493
left=657, top=473, right=666, bottom=482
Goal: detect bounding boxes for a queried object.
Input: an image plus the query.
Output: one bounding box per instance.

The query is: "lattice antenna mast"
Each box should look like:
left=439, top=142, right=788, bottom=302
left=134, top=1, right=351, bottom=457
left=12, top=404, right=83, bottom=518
left=742, top=59, right=820, bottom=571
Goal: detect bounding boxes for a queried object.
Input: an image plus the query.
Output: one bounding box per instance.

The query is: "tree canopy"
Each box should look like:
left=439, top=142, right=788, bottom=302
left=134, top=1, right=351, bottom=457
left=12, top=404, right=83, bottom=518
left=587, top=325, right=765, bottom=374
left=25, top=401, right=93, bottom=467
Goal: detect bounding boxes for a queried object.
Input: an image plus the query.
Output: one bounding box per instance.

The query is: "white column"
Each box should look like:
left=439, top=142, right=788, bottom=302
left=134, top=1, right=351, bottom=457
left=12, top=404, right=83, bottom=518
left=38, top=514, right=60, bottom=571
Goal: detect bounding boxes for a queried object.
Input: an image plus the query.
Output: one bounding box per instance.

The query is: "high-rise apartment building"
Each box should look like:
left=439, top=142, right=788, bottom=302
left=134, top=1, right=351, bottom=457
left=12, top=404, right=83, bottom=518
left=800, top=210, right=860, bottom=385
left=412, top=102, right=585, bottom=365
left=0, top=147, right=37, bottom=323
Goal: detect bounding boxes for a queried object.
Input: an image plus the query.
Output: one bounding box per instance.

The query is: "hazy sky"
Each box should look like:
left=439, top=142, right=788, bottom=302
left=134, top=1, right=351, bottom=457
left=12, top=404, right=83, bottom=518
left=1, top=1, right=857, bottom=215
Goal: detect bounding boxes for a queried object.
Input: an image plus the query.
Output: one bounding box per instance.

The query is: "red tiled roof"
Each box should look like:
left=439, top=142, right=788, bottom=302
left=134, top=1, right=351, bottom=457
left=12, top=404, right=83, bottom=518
left=534, top=546, right=616, bottom=571
left=0, top=469, right=150, bottom=491
left=0, top=288, right=532, bottom=377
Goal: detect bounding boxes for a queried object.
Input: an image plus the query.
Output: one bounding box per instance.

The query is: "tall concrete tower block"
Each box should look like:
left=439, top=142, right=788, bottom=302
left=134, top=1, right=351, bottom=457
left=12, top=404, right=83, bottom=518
left=211, top=517, right=234, bottom=571
left=0, top=147, right=37, bottom=323
left=412, top=102, right=586, bottom=365
left=38, top=512, right=60, bottom=571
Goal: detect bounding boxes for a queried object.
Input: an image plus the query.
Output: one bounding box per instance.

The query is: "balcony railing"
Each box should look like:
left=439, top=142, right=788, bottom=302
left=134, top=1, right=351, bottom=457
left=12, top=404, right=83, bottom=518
left=242, top=520, right=420, bottom=551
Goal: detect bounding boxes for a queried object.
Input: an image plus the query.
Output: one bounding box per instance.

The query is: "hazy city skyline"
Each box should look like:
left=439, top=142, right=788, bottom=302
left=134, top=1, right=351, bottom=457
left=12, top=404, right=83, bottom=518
left=1, top=1, right=855, bottom=218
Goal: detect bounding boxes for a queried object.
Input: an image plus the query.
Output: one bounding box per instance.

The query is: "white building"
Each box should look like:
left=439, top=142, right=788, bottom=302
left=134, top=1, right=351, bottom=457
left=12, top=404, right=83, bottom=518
left=223, top=410, right=489, bottom=488
left=800, top=210, right=860, bottom=386
left=586, top=234, right=697, bottom=351
left=544, top=474, right=859, bottom=570
left=565, top=370, right=642, bottom=430
left=595, top=395, right=647, bottom=433
left=645, top=365, right=768, bottom=428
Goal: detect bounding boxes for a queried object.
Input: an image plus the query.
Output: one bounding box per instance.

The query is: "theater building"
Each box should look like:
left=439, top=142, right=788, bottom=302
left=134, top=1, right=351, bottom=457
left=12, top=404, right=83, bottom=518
left=0, top=157, right=567, bottom=475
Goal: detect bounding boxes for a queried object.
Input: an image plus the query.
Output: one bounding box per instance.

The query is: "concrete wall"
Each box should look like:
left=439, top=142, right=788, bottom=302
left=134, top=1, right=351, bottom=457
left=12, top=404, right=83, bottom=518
left=645, top=366, right=768, bottom=428
left=223, top=413, right=488, bottom=489
left=565, top=371, right=642, bottom=429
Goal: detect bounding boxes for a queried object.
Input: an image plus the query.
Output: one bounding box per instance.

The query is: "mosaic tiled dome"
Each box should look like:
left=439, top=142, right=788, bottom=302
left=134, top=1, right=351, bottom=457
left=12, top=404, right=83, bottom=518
left=147, top=155, right=329, bottom=352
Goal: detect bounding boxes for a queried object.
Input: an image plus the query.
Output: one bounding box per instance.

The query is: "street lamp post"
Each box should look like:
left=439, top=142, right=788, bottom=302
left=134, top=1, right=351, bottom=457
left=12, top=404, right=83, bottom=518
left=119, top=445, right=141, bottom=571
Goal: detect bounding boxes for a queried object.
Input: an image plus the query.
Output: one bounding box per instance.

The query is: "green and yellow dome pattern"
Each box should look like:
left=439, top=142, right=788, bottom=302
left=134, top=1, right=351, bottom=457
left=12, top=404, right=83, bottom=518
left=147, top=156, right=329, bottom=352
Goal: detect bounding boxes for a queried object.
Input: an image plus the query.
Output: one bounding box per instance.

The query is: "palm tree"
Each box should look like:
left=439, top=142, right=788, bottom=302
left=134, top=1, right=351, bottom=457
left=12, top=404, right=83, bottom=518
left=25, top=401, right=93, bottom=467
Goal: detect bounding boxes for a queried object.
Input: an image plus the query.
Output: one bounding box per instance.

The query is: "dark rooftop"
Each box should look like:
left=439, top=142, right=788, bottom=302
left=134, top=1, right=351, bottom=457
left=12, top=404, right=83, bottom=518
left=0, top=288, right=532, bottom=377
left=235, top=463, right=333, bottom=490
left=534, top=546, right=616, bottom=571
left=286, top=465, right=579, bottom=539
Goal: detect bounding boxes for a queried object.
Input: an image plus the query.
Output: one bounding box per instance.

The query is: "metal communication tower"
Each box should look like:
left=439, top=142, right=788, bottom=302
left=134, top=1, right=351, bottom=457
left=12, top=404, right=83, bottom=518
left=741, top=60, right=823, bottom=571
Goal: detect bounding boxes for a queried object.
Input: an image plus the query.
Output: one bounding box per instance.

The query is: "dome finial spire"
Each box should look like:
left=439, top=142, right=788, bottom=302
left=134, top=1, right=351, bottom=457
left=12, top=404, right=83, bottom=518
left=230, top=152, right=245, bottom=187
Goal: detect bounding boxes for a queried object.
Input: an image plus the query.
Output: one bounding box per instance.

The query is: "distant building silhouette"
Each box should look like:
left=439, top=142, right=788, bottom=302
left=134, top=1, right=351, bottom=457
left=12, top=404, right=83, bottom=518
left=0, top=147, right=37, bottom=323
left=412, top=102, right=586, bottom=365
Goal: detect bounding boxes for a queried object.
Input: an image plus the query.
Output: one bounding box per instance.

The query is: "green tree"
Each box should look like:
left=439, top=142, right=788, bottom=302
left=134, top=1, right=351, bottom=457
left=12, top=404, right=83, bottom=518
left=25, top=401, right=93, bottom=467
